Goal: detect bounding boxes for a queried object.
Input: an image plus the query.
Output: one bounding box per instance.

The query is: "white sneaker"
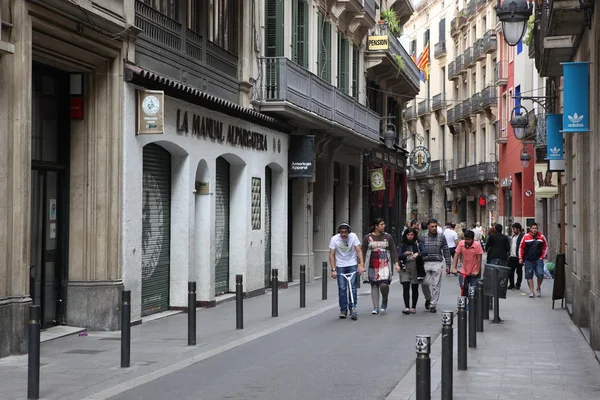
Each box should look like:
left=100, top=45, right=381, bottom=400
left=529, top=292, right=535, bottom=298
left=536, top=288, right=541, bottom=297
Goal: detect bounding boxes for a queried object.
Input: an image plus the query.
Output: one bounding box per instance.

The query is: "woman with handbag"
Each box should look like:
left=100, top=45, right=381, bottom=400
left=361, top=218, right=399, bottom=314
left=397, top=228, right=428, bottom=314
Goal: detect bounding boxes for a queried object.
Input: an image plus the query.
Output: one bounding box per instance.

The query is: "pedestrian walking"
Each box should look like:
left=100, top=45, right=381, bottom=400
left=443, top=222, right=458, bottom=276
left=329, top=222, right=365, bottom=320
left=485, top=224, right=510, bottom=266
left=508, top=223, right=525, bottom=290
left=473, top=222, right=483, bottom=243
left=397, top=228, right=427, bottom=314
left=451, top=230, right=484, bottom=295
left=420, top=219, right=451, bottom=313
left=362, top=218, right=399, bottom=314
left=518, top=222, right=548, bottom=298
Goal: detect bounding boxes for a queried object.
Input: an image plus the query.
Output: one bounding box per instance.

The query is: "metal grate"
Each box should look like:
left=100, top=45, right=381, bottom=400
left=251, top=177, right=261, bottom=230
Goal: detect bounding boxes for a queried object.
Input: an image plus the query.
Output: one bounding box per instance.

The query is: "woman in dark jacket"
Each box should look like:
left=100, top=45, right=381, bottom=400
left=396, top=228, right=428, bottom=314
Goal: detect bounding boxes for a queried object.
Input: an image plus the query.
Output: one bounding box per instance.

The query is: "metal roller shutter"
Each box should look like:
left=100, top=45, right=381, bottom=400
left=264, top=167, right=272, bottom=287
left=215, top=157, right=230, bottom=294
left=141, top=143, right=171, bottom=316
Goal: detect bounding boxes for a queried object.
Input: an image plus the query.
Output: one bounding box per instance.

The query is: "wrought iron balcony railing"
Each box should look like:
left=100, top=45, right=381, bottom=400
left=471, top=93, right=482, bottom=113
left=432, top=93, right=446, bottom=110
left=418, top=99, right=431, bottom=116
left=474, top=38, right=485, bottom=60
left=495, top=60, right=508, bottom=85
left=481, top=86, right=497, bottom=108
left=450, top=18, right=459, bottom=37
left=406, top=106, right=418, bottom=120
left=434, top=41, right=447, bottom=59
left=447, top=162, right=498, bottom=186
left=483, top=30, right=497, bottom=53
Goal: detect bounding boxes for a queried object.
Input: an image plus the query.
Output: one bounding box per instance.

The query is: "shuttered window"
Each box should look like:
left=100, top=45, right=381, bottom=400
left=337, top=33, right=349, bottom=94
left=292, top=0, right=308, bottom=68
left=439, top=19, right=446, bottom=41
left=352, top=45, right=359, bottom=99
left=265, top=0, right=284, bottom=57
left=318, top=14, right=332, bottom=83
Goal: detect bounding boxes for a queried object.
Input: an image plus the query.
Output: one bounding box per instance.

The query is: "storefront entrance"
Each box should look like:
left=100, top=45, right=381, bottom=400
left=30, top=65, right=70, bottom=328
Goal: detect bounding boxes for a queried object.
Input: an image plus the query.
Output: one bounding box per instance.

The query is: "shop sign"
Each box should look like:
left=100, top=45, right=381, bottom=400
left=368, top=35, right=389, bottom=50
left=409, top=146, right=431, bottom=173
left=369, top=168, right=386, bottom=191
left=137, top=90, right=165, bottom=135
left=562, top=62, right=590, bottom=133
left=546, top=114, right=564, bottom=161
left=289, top=136, right=314, bottom=178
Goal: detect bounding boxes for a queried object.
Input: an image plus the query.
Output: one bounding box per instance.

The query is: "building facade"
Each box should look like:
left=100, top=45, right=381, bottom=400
left=531, top=0, right=600, bottom=351
left=405, top=0, right=499, bottom=227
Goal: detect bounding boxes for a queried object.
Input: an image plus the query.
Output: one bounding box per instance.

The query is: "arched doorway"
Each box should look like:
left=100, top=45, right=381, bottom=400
left=264, top=166, right=272, bottom=287
left=215, top=156, right=231, bottom=294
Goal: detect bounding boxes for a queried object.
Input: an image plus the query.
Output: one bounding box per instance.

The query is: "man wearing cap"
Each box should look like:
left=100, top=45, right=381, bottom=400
left=329, top=223, right=365, bottom=320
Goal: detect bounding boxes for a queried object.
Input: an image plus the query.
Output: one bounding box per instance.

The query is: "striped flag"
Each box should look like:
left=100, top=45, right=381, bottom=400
left=415, top=42, right=430, bottom=81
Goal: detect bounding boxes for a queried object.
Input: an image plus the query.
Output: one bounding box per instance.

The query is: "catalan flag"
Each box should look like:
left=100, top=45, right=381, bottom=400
left=416, top=42, right=430, bottom=81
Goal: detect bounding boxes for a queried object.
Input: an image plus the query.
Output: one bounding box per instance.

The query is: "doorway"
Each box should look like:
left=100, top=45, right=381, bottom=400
left=30, top=64, right=70, bottom=328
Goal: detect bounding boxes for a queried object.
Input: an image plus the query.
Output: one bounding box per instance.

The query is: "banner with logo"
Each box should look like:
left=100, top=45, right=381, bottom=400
left=562, top=62, right=589, bottom=133
left=369, top=168, right=386, bottom=191
left=289, top=136, right=314, bottom=178
left=546, top=114, right=563, bottom=160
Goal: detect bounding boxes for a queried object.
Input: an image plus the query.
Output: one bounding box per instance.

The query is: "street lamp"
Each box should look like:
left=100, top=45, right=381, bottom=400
left=478, top=165, right=486, bottom=181
left=510, top=106, right=529, bottom=140
left=382, top=120, right=397, bottom=149
left=520, top=147, right=531, bottom=168
left=495, top=0, right=533, bottom=46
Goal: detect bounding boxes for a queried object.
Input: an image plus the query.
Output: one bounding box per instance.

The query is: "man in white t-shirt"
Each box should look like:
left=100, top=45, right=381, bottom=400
left=473, top=222, right=483, bottom=242
left=329, top=222, right=364, bottom=320
left=443, top=222, right=459, bottom=276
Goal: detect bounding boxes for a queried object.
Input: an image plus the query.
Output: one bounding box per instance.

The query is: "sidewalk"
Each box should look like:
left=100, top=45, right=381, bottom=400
left=0, top=277, right=348, bottom=400
left=388, top=286, right=600, bottom=400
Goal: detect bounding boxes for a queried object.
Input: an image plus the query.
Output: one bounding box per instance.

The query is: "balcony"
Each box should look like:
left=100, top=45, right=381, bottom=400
left=471, top=92, right=482, bottom=113
left=462, top=98, right=472, bottom=118
left=434, top=41, right=447, bottom=59
left=494, top=60, right=508, bottom=86
left=482, top=30, right=497, bottom=54
left=432, top=93, right=446, bottom=111
left=456, top=54, right=466, bottom=74
left=418, top=100, right=431, bottom=116
left=448, top=61, right=459, bottom=80
left=456, top=102, right=466, bottom=121
left=334, top=0, right=377, bottom=28
left=406, top=106, right=418, bottom=121
left=476, top=0, right=486, bottom=11
left=134, top=1, right=239, bottom=103
left=495, top=119, right=508, bottom=144
left=410, top=159, right=447, bottom=179
left=466, top=1, right=476, bottom=20
left=464, top=47, right=475, bottom=68
left=446, top=162, right=498, bottom=186
left=481, top=86, right=497, bottom=109
left=458, top=13, right=468, bottom=28
left=474, top=39, right=485, bottom=61
left=366, top=33, right=420, bottom=96
left=450, top=18, right=459, bottom=37
left=259, top=57, right=380, bottom=141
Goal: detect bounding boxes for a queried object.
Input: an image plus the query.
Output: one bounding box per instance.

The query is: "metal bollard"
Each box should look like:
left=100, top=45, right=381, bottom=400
left=188, top=282, right=196, bottom=346
left=27, top=305, right=41, bottom=400
left=271, top=269, right=279, bottom=317
left=300, top=265, right=306, bottom=308
left=483, top=295, right=490, bottom=320
left=121, top=291, right=131, bottom=368
left=457, top=296, right=467, bottom=371
left=476, top=280, right=484, bottom=332
left=491, top=267, right=502, bottom=323
left=441, top=311, right=454, bottom=400
left=415, top=335, right=431, bottom=400
left=322, top=262, right=328, bottom=300
left=236, top=275, right=244, bottom=329
left=468, top=285, right=477, bottom=349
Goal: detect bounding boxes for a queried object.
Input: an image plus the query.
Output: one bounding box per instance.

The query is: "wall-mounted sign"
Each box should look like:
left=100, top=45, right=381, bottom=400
left=137, top=90, right=165, bottom=135
left=369, top=168, right=386, bottom=191
left=367, top=35, right=389, bottom=50
left=524, top=189, right=533, bottom=197
left=409, top=146, right=431, bottom=173
left=546, top=114, right=564, bottom=160
left=562, top=62, right=590, bottom=133
left=195, top=181, right=210, bottom=195
left=535, top=163, right=558, bottom=198
left=289, top=136, right=314, bottom=178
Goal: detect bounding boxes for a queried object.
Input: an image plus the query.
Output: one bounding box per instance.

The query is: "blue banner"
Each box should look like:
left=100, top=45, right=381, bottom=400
left=562, top=62, right=590, bottom=133
left=546, top=114, right=563, bottom=160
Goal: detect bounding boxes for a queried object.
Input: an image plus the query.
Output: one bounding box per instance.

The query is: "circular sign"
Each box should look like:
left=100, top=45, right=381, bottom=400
left=524, top=189, right=533, bottom=197
left=410, top=146, right=431, bottom=173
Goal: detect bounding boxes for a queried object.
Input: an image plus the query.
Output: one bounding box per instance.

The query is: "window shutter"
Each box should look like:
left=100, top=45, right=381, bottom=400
left=265, top=0, right=284, bottom=57
left=318, top=15, right=332, bottom=83
left=292, top=0, right=308, bottom=67
left=337, top=33, right=349, bottom=93
left=439, top=19, right=446, bottom=41
left=352, top=45, right=359, bottom=99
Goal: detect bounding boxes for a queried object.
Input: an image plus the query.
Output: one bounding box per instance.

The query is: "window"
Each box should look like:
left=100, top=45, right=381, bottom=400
left=471, top=72, right=476, bottom=95
left=337, top=33, right=350, bottom=93
left=143, top=0, right=177, bottom=20
left=515, top=85, right=521, bottom=112
left=265, top=0, right=284, bottom=57
left=410, top=39, right=417, bottom=58
left=292, top=0, right=308, bottom=67
left=481, top=66, right=486, bottom=90
left=441, top=67, right=446, bottom=95
left=439, top=19, right=446, bottom=42
left=318, top=14, right=332, bottom=83
left=352, top=45, right=360, bottom=99
left=516, top=39, right=523, bottom=54
left=208, top=0, right=239, bottom=54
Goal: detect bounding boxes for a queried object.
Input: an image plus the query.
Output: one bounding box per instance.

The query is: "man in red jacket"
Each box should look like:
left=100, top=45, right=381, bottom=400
left=519, top=222, right=548, bottom=298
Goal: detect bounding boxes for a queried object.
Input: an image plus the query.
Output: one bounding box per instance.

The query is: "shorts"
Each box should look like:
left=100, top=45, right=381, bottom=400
left=524, top=259, right=544, bottom=279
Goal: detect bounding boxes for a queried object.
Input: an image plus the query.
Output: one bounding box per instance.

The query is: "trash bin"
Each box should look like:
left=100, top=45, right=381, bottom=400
left=483, top=263, right=511, bottom=299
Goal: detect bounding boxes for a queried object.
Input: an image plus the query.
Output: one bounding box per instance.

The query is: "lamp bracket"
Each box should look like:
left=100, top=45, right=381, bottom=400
left=512, top=95, right=555, bottom=113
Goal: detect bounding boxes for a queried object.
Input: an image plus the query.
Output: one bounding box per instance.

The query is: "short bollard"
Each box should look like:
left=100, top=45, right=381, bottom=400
left=27, top=305, right=41, bottom=400
left=236, top=275, right=244, bottom=329
left=476, top=280, right=484, bottom=332
left=482, top=294, right=490, bottom=320
left=491, top=268, right=502, bottom=323
left=457, top=296, right=467, bottom=371
left=271, top=269, right=279, bottom=317
left=441, top=311, right=454, bottom=400
left=468, top=285, right=477, bottom=349
left=322, top=261, right=328, bottom=300
left=300, top=265, right=306, bottom=308
left=188, top=282, right=196, bottom=346
left=415, top=335, right=431, bottom=400
left=121, top=290, right=131, bottom=368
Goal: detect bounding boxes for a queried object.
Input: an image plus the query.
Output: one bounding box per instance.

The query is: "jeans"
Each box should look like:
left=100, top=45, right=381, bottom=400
left=459, top=275, right=479, bottom=295
left=336, top=265, right=358, bottom=312
left=524, top=259, right=544, bottom=279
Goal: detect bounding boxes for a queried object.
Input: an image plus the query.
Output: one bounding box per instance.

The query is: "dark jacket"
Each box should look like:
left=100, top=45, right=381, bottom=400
left=485, top=232, right=511, bottom=261
left=398, top=241, right=428, bottom=262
